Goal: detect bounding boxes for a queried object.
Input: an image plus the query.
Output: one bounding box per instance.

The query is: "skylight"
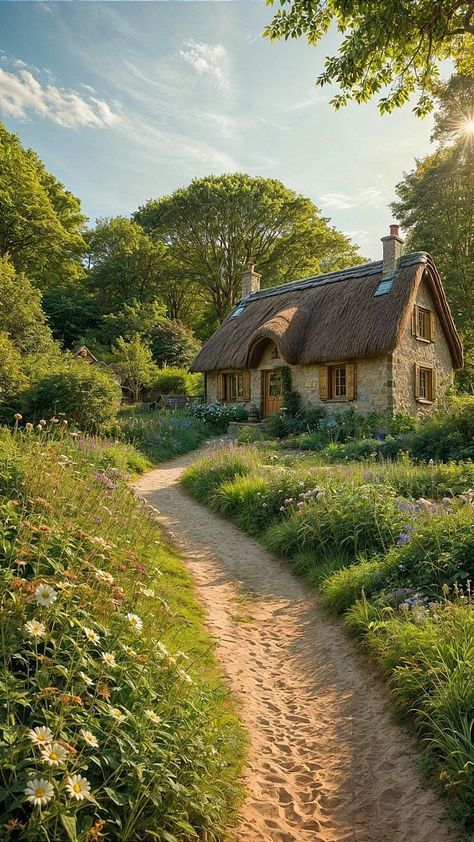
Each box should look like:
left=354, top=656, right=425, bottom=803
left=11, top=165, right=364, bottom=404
left=373, top=278, right=394, bottom=297
left=229, top=304, right=246, bottom=319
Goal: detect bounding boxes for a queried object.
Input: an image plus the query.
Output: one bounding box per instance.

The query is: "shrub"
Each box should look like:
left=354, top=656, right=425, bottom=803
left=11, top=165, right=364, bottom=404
left=20, top=362, right=122, bottom=433
left=181, top=449, right=254, bottom=503
left=188, top=402, right=248, bottom=433
left=320, top=555, right=401, bottom=613
left=151, top=367, right=203, bottom=396
left=323, top=438, right=383, bottom=462
left=116, top=408, right=210, bottom=463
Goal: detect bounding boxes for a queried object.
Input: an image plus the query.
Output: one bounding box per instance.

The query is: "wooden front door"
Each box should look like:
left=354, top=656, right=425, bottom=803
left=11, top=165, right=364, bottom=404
left=263, top=369, right=283, bottom=417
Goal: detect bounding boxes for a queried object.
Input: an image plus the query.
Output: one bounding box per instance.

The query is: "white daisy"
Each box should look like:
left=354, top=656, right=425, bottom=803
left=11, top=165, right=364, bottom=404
left=66, top=774, right=91, bottom=801
left=41, top=743, right=68, bottom=766
left=94, top=570, right=114, bottom=584
left=126, top=613, right=143, bottom=634
left=101, top=652, right=117, bottom=668
left=109, top=707, right=125, bottom=721
left=179, top=670, right=193, bottom=686
left=24, top=619, right=46, bottom=638
left=139, top=587, right=154, bottom=597
left=80, top=728, right=99, bottom=748
left=29, top=726, right=53, bottom=746
left=79, top=671, right=93, bottom=687
left=35, top=584, right=57, bottom=607
left=83, top=627, right=100, bottom=643
left=145, top=709, right=161, bottom=725
left=24, top=777, right=54, bottom=806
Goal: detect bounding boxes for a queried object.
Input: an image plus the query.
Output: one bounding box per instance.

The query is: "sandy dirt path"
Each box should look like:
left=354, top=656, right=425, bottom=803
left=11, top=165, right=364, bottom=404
left=135, top=447, right=453, bottom=842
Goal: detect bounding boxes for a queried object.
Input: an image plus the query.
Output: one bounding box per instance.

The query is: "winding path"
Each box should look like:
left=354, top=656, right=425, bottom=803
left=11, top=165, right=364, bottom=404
left=135, top=446, right=453, bottom=842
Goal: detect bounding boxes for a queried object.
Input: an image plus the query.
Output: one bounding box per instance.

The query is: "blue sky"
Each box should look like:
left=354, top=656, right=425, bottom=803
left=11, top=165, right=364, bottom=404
left=0, top=1, right=437, bottom=260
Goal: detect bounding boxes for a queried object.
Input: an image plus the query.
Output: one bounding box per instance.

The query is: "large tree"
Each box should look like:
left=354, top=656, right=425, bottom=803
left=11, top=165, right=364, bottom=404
left=392, top=75, right=474, bottom=386
left=264, top=1, right=474, bottom=116
left=86, top=217, right=167, bottom=312
left=135, top=173, right=362, bottom=323
left=0, top=122, right=86, bottom=289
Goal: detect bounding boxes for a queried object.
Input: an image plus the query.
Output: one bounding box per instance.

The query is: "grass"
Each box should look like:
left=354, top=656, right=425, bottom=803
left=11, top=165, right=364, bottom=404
left=181, top=444, right=474, bottom=835
left=0, top=426, right=245, bottom=841
left=114, top=406, right=212, bottom=464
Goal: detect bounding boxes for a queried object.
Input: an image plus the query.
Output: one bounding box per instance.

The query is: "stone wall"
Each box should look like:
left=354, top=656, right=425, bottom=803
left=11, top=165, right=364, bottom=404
left=392, top=278, right=454, bottom=415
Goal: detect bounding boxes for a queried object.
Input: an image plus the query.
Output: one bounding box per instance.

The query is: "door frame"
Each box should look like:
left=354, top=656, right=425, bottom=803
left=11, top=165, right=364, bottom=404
left=262, top=369, right=283, bottom=417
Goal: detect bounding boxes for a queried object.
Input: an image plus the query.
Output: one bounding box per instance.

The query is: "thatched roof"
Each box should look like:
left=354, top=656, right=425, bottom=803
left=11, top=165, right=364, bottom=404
left=191, top=253, right=463, bottom=372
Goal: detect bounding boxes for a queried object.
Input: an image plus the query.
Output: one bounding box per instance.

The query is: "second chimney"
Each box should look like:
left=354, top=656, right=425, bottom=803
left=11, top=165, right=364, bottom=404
left=381, top=224, right=404, bottom=277
left=242, top=260, right=261, bottom=299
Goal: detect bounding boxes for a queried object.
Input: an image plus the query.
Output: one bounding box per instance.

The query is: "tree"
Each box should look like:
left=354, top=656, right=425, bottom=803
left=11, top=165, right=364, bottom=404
left=391, top=75, right=474, bottom=387
left=111, top=335, right=158, bottom=403
left=42, top=283, right=102, bottom=348
left=264, top=1, right=474, bottom=116
left=148, top=319, right=201, bottom=368
left=86, top=217, right=167, bottom=312
left=0, top=257, right=55, bottom=354
left=0, top=122, right=86, bottom=289
left=0, top=332, right=27, bottom=405
left=135, top=173, right=362, bottom=323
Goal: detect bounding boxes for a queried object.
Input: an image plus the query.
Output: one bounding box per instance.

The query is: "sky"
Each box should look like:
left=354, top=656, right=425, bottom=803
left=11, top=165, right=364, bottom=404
left=0, top=1, right=438, bottom=260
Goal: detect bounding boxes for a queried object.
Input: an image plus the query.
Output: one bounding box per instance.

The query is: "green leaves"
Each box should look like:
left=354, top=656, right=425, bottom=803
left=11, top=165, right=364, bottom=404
left=60, top=813, right=78, bottom=842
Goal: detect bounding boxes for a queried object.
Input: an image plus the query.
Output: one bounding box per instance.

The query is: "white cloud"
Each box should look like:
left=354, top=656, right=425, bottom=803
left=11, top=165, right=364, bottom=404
left=179, top=40, right=230, bottom=89
left=319, top=187, right=384, bottom=210
left=287, top=91, right=329, bottom=111
left=319, top=192, right=355, bottom=210
left=0, top=66, right=120, bottom=128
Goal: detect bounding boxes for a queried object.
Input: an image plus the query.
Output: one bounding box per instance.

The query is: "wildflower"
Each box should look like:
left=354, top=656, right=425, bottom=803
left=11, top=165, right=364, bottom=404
left=109, top=707, right=125, bottom=721
left=29, top=726, right=53, bottom=746
left=66, top=774, right=91, bottom=801
left=89, top=819, right=107, bottom=840
left=139, top=587, right=154, bottom=597
left=97, top=682, right=111, bottom=700
left=35, top=424, right=43, bottom=431
left=24, top=619, right=46, bottom=638
left=14, top=413, right=22, bottom=421
left=95, top=570, right=114, bottom=585
left=101, top=652, right=117, bottom=668
left=24, top=778, right=54, bottom=806
left=41, top=743, right=68, bottom=766
left=25, top=423, right=33, bottom=432
left=92, top=471, right=116, bottom=491
left=145, top=709, right=161, bottom=725
left=79, top=671, right=93, bottom=687
left=84, top=627, right=100, bottom=643
left=80, top=729, right=99, bottom=748
left=126, top=613, right=143, bottom=634
left=179, top=669, right=193, bottom=685
left=396, top=532, right=412, bottom=546
left=35, top=583, right=57, bottom=607
left=39, top=419, right=47, bottom=427
left=3, top=818, right=24, bottom=832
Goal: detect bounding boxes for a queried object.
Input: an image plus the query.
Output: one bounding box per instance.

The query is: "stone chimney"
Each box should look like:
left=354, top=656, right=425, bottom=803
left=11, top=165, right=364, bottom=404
left=241, top=260, right=261, bottom=299
left=381, top=224, right=404, bottom=277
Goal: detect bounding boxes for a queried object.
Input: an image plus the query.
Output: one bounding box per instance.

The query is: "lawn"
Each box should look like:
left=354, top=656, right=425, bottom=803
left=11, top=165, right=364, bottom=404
left=182, top=444, right=474, bottom=835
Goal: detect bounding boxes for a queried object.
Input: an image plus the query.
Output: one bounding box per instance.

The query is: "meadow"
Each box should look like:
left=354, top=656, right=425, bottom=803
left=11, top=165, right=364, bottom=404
left=0, top=421, right=244, bottom=841
left=182, top=445, right=474, bottom=834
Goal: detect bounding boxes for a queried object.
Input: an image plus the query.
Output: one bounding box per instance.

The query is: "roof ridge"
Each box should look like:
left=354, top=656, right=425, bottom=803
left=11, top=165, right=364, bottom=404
left=241, top=252, right=428, bottom=303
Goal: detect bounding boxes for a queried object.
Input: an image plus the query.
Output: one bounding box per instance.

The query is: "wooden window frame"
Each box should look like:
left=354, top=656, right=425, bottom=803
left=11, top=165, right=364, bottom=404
left=218, top=371, right=251, bottom=403
left=412, top=305, right=435, bottom=342
left=414, top=364, right=436, bottom=403
left=319, top=362, right=356, bottom=402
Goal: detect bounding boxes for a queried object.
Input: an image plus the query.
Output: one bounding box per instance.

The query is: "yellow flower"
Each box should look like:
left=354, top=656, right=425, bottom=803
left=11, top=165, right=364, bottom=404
left=29, top=726, right=53, bottom=746
left=41, top=743, right=68, bottom=766
left=66, top=774, right=91, bottom=801
left=145, top=709, right=161, bottom=725
left=35, top=583, right=57, bottom=607
left=126, top=613, right=143, bottom=634
left=109, top=707, right=125, bottom=721
left=101, top=652, right=117, bottom=668
left=80, top=729, right=99, bottom=748
left=25, top=619, right=46, bottom=638
left=84, top=627, right=100, bottom=643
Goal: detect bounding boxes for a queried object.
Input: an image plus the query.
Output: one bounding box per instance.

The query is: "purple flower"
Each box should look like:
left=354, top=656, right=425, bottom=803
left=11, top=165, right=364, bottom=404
left=92, top=471, right=116, bottom=491
left=396, top=532, right=412, bottom=546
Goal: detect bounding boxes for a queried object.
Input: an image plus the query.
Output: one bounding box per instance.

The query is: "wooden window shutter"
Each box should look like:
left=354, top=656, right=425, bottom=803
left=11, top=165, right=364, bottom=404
left=411, top=306, right=418, bottom=337
left=346, top=363, right=356, bottom=401
left=430, top=369, right=437, bottom=401
left=217, top=372, right=224, bottom=401
left=429, top=312, right=436, bottom=342
left=414, top=363, right=420, bottom=399
left=318, top=366, right=329, bottom=400
left=242, top=371, right=251, bottom=401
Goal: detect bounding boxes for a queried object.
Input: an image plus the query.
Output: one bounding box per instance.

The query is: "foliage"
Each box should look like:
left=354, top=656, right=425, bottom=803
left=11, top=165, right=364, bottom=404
left=148, top=319, right=201, bottom=369
left=111, top=335, right=158, bottom=403
left=407, top=396, right=474, bottom=461
left=181, top=449, right=255, bottom=503
left=115, top=407, right=211, bottom=463
left=135, top=173, right=362, bottom=324
left=264, top=3, right=474, bottom=116
left=277, top=365, right=300, bottom=417
left=188, top=402, right=248, bottom=433
left=0, top=257, right=55, bottom=355
left=20, top=362, right=122, bottom=433
left=150, top=368, right=203, bottom=397
left=86, top=217, right=166, bottom=312
left=0, top=333, right=27, bottom=403
left=42, top=283, right=101, bottom=349
left=0, top=427, right=243, bottom=840
left=0, top=121, right=86, bottom=290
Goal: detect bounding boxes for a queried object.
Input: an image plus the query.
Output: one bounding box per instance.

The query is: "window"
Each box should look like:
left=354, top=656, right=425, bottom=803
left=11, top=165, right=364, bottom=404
left=412, top=305, right=435, bottom=341
left=414, top=364, right=436, bottom=403
left=218, top=371, right=250, bottom=402
left=268, top=371, right=282, bottom=397
left=319, top=363, right=356, bottom=401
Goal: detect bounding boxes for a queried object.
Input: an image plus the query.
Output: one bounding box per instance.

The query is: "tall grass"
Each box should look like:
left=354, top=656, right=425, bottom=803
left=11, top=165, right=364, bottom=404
left=0, top=427, right=244, bottom=841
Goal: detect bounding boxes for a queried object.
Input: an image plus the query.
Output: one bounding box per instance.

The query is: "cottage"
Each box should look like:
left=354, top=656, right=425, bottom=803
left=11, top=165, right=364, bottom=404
left=191, top=226, right=463, bottom=418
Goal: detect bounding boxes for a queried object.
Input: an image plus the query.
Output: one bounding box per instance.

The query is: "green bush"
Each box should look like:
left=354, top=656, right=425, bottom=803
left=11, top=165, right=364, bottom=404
left=188, top=402, right=248, bottom=433
left=181, top=449, right=254, bottom=503
left=0, top=428, right=243, bottom=840
left=116, top=408, right=210, bottom=463
left=151, top=367, right=203, bottom=396
left=20, top=362, right=122, bottom=433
